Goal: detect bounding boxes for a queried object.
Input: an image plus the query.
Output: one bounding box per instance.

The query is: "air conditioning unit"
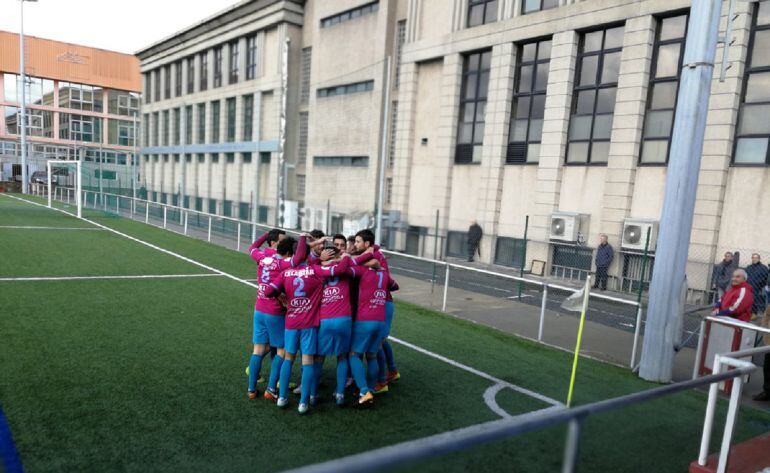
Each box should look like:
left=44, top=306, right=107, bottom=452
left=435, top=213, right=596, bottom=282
left=549, top=212, right=587, bottom=242
left=622, top=219, right=658, bottom=251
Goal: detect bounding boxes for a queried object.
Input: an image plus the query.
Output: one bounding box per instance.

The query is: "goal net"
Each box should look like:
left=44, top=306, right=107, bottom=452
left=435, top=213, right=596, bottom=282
left=47, top=160, right=82, bottom=218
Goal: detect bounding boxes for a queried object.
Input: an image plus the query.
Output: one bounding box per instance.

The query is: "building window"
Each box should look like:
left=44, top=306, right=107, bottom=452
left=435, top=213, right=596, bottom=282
left=734, top=2, right=770, bottom=165
left=226, top=152, right=235, bottom=163
left=173, top=108, right=181, bottom=145
left=59, top=114, right=101, bottom=142
left=59, top=82, right=102, bottom=111
left=456, top=50, right=491, bottom=164
left=200, top=52, right=209, bottom=91
left=143, top=113, right=150, bottom=146
left=297, top=174, right=306, bottom=196
left=446, top=231, right=468, bottom=258
left=197, top=103, right=206, bottom=144
left=522, top=0, right=558, bottom=15
left=467, top=0, right=497, bottom=28
left=152, top=112, right=159, bottom=146
left=551, top=244, right=593, bottom=281
left=144, top=74, right=152, bottom=104
left=243, top=95, right=254, bottom=141
left=212, top=153, right=219, bottom=163
left=226, top=97, right=236, bottom=142
left=567, top=25, right=625, bottom=164
left=109, top=120, right=135, bottom=146
left=494, top=237, right=526, bottom=267
left=640, top=15, right=688, bottom=164
left=321, top=2, right=379, bottom=28
left=395, top=21, right=406, bottom=88
left=164, top=65, right=171, bottom=99
left=185, top=105, right=193, bottom=144
left=211, top=100, right=220, bottom=142
left=162, top=110, right=170, bottom=146
left=301, top=47, right=312, bottom=102
left=187, top=57, right=195, bottom=94
left=385, top=177, right=393, bottom=204
left=389, top=101, right=398, bottom=167
left=108, top=90, right=140, bottom=116
left=229, top=41, right=239, bottom=84
left=175, top=61, right=183, bottom=97
left=214, top=47, right=223, bottom=88
left=246, top=36, right=258, bottom=80
left=197, top=153, right=205, bottom=163
left=313, top=156, right=369, bottom=167
left=508, top=39, right=551, bottom=164
left=243, top=152, right=252, bottom=163
left=298, top=112, right=308, bottom=165
left=154, top=70, right=161, bottom=101
left=317, top=80, right=374, bottom=97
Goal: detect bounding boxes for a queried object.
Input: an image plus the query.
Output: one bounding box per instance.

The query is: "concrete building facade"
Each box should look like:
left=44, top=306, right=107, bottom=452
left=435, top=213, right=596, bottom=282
left=0, top=31, right=141, bottom=187
left=138, top=0, right=770, bottom=299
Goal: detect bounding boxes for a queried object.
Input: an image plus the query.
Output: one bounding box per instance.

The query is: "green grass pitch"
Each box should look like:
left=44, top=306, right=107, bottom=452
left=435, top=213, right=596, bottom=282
left=1, top=193, right=769, bottom=472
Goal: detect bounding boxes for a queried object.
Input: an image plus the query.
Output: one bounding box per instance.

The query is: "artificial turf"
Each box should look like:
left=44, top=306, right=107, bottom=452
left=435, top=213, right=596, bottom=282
left=1, top=193, right=769, bottom=473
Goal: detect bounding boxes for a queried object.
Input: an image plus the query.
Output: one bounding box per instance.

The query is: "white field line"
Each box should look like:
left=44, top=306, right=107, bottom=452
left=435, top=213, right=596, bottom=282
left=5, top=194, right=560, bottom=412
left=0, top=274, right=223, bottom=282
left=483, top=384, right=513, bottom=419
left=0, top=225, right=102, bottom=230
left=389, top=336, right=562, bottom=407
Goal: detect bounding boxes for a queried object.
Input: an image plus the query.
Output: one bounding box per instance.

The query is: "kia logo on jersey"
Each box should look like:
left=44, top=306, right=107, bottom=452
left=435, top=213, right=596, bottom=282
left=374, top=290, right=387, bottom=299
left=324, top=287, right=341, bottom=296
left=290, top=298, right=310, bottom=308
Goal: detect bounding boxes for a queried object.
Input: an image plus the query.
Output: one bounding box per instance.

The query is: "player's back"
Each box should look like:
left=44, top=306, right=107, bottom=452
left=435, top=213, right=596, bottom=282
left=256, top=252, right=291, bottom=315
left=320, top=273, right=353, bottom=319
left=279, top=265, right=326, bottom=330
left=356, top=267, right=389, bottom=322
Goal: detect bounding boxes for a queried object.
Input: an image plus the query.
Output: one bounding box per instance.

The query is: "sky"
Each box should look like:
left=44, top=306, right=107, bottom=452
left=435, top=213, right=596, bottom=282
left=0, top=0, right=240, bottom=54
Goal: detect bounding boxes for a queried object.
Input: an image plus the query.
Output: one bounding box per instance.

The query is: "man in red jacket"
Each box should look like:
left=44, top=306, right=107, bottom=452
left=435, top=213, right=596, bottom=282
left=711, top=269, right=754, bottom=322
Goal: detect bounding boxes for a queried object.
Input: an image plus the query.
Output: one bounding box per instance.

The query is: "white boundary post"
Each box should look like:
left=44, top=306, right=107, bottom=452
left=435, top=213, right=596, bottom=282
left=442, top=264, right=450, bottom=312
left=207, top=216, right=212, bottom=242
left=76, top=161, right=82, bottom=218
left=630, top=305, right=643, bottom=368
left=184, top=211, right=188, bottom=235
left=163, top=206, right=167, bottom=228
left=538, top=285, right=548, bottom=341
left=46, top=161, right=52, bottom=208
left=116, top=196, right=120, bottom=215
left=145, top=202, right=149, bottom=223
left=237, top=222, right=242, bottom=251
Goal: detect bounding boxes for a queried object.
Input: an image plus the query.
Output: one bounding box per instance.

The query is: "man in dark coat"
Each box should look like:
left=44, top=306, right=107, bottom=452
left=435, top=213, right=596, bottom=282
left=712, top=251, right=739, bottom=299
left=745, top=253, right=769, bottom=316
left=467, top=221, right=482, bottom=262
left=593, top=234, right=614, bottom=291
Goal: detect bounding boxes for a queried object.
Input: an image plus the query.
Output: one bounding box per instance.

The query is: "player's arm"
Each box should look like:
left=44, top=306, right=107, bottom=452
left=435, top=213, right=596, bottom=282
left=388, top=275, right=399, bottom=292
left=248, top=232, right=270, bottom=262
left=264, top=273, right=286, bottom=297
left=290, top=234, right=308, bottom=267
left=316, top=254, right=352, bottom=279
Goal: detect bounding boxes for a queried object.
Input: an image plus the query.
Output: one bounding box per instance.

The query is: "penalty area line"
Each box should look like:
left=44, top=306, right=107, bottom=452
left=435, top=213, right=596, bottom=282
left=4, top=194, right=561, bottom=412
left=0, top=274, right=223, bottom=282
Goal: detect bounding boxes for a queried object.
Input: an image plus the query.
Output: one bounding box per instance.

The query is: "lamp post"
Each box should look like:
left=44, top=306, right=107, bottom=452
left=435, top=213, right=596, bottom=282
left=19, top=0, right=38, bottom=194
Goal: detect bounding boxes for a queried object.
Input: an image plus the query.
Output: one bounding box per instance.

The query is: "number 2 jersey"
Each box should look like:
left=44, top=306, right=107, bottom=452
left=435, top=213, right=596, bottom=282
left=266, top=257, right=351, bottom=330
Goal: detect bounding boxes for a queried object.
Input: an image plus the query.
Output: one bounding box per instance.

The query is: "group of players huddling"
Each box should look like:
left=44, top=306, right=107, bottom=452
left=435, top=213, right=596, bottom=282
left=245, top=228, right=400, bottom=414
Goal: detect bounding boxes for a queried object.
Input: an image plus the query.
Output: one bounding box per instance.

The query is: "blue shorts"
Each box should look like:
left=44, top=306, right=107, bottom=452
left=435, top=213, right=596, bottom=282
left=252, top=311, right=285, bottom=348
left=351, top=321, right=386, bottom=354
left=380, top=301, right=395, bottom=339
left=285, top=327, right=318, bottom=356
left=318, top=317, right=353, bottom=356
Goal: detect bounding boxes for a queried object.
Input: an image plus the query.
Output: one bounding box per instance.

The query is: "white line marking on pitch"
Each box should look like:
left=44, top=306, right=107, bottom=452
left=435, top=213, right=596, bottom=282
left=0, top=225, right=103, bottom=230
left=0, top=274, right=223, bottom=282
left=483, top=384, right=512, bottom=418
left=389, top=336, right=562, bottom=407
left=4, top=194, right=561, bottom=410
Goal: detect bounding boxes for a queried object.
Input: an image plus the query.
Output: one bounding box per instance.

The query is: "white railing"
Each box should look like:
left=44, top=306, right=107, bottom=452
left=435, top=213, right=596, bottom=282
left=44, top=187, right=645, bottom=367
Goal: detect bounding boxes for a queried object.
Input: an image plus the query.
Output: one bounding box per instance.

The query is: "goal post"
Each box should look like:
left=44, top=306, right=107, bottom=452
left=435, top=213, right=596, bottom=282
left=47, top=159, right=82, bottom=218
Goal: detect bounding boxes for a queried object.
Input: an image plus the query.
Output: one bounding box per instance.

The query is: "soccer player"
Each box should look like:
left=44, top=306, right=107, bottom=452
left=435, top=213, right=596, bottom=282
left=246, top=231, right=305, bottom=400
left=348, top=232, right=396, bottom=405
left=264, top=240, right=351, bottom=414
left=351, top=234, right=400, bottom=392
left=315, top=234, right=357, bottom=406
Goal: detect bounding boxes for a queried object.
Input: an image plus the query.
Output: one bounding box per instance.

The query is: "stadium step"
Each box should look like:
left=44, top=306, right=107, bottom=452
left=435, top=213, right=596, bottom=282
left=689, top=432, right=770, bottom=473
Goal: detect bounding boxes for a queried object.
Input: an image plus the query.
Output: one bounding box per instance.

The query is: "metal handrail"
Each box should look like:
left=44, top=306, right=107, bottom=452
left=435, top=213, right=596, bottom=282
left=692, top=315, right=770, bottom=380
left=282, top=359, right=761, bottom=473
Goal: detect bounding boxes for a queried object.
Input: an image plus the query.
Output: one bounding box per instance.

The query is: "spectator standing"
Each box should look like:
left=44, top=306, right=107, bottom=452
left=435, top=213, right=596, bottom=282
left=467, top=221, right=483, bottom=262
left=711, top=268, right=754, bottom=322
left=746, top=253, right=769, bottom=317
left=593, top=234, right=614, bottom=291
left=712, top=251, right=739, bottom=299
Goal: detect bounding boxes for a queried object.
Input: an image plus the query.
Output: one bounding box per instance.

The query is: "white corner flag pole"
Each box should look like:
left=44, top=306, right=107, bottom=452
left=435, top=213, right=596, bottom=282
left=567, top=275, right=591, bottom=407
